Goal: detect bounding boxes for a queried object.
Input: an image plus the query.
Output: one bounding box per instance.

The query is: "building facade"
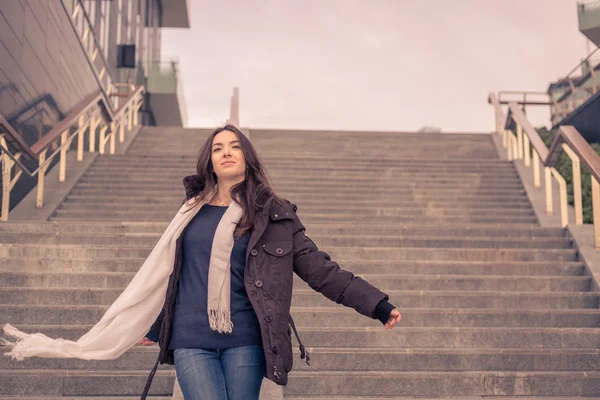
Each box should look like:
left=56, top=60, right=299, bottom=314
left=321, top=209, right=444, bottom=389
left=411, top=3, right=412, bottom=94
left=0, top=0, right=189, bottom=209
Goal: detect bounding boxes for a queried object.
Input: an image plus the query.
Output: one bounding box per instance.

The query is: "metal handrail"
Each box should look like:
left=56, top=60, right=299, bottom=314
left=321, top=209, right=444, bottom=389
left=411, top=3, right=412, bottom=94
left=0, top=86, right=144, bottom=220
left=553, top=47, right=599, bottom=96
left=506, top=102, right=549, bottom=161
left=0, top=108, right=104, bottom=178
left=489, top=91, right=600, bottom=247
left=71, top=0, right=114, bottom=92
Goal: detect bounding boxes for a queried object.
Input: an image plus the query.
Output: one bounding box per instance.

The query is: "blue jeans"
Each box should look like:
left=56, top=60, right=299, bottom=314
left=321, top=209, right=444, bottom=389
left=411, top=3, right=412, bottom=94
left=173, top=345, right=266, bottom=400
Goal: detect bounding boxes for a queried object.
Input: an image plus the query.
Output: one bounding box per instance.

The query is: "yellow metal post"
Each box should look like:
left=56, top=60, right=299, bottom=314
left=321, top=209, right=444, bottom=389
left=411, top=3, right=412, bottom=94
left=507, top=133, right=513, bottom=161
left=89, top=117, right=99, bottom=153
left=523, top=135, right=531, bottom=167
left=533, top=150, right=541, bottom=188
left=99, top=124, right=108, bottom=155
left=77, top=116, right=86, bottom=161
left=59, top=130, right=69, bottom=182
left=562, top=143, right=583, bottom=224
left=119, top=117, right=125, bottom=143
left=502, top=129, right=508, bottom=148
left=133, top=102, right=140, bottom=126
left=551, top=168, right=568, bottom=227
left=545, top=167, right=553, bottom=215
left=128, top=105, right=133, bottom=132
left=516, top=123, right=524, bottom=159
left=592, top=176, right=600, bottom=248
left=110, top=122, right=116, bottom=155
left=36, top=150, right=47, bottom=208
left=1, top=151, right=10, bottom=222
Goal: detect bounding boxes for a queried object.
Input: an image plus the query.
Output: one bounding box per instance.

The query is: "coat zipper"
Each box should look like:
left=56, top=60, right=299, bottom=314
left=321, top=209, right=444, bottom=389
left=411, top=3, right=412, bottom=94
left=251, top=258, right=280, bottom=380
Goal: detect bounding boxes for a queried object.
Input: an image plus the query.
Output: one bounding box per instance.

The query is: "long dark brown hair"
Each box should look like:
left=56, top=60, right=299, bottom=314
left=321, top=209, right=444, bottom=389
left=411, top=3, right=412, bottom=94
left=182, top=125, right=287, bottom=238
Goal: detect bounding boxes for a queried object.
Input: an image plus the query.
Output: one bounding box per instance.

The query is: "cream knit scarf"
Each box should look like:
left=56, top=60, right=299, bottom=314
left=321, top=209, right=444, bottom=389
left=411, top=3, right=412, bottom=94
left=1, top=191, right=243, bottom=361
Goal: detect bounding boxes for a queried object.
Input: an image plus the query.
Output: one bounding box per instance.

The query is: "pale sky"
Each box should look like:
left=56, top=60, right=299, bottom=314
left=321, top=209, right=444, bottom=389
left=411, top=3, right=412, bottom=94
left=161, top=0, right=591, bottom=132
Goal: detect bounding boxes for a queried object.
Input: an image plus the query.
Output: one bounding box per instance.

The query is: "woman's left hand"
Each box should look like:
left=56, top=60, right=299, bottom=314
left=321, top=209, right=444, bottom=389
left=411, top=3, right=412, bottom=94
left=384, top=308, right=402, bottom=330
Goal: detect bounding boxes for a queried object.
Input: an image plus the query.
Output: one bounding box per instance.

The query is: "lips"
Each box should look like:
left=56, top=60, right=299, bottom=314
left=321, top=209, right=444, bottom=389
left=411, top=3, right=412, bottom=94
left=222, top=161, right=235, bottom=165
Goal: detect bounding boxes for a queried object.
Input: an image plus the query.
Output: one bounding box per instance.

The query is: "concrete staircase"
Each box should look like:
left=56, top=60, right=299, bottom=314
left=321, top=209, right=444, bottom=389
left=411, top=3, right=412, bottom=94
left=1, top=126, right=600, bottom=398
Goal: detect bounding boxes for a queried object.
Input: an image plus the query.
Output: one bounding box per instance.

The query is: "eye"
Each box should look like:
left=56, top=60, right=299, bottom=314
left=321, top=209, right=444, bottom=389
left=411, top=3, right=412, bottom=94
left=213, top=148, right=221, bottom=152
left=233, top=145, right=240, bottom=149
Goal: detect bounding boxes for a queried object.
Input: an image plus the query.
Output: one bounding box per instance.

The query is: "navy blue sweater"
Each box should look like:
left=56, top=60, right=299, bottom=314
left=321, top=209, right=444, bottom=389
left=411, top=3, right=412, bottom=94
left=167, top=204, right=263, bottom=349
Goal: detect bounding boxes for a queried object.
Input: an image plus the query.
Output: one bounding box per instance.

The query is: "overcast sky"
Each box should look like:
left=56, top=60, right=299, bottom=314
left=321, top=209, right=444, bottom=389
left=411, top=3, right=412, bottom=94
left=161, top=0, right=592, bottom=132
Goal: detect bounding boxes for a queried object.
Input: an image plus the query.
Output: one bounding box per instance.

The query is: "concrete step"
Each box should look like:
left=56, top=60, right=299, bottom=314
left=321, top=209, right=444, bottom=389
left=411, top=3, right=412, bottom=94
left=0, top=258, right=583, bottom=276
left=78, top=175, right=526, bottom=188
left=287, top=308, right=600, bottom=328
left=0, top=221, right=166, bottom=234
left=91, top=160, right=513, bottom=171
left=70, top=182, right=528, bottom=195
left=294, top=274, right=590, bottom=292
left=52, top=210, right=538, bottom=224
left=0, top=346, right=169, bottom=370
left=82, top=170, right=523, bottom=182
left=4, top=346, right=600, bottom=373
left=288, top=347, right=600, bottom=372
left=0, top=271, right=588, bottom=291
left=285, top=397, right=600, bottom=400
left=10, top=325, right=600, bottom=348
left=4, top=305, right=600, bottom=327
left=291, top=289, right=598, bottom=309
left=283, top=370, right=600, bottom=396
left=0, top=369, right=173, bottom=396
left=0, top=232, right=566, bottom=249
left=2, top=288, right=595, bottom=309
left=55, top=204, right=537, bottom=220
left=0, top=397, right=171, bottom=400
left=0, top=245, right=576, bottom=263
left=69, top=185, right=528, bottom=205
left=63, top=197, right=535, bottom=210
left=0, top=221, right=554, bottom=236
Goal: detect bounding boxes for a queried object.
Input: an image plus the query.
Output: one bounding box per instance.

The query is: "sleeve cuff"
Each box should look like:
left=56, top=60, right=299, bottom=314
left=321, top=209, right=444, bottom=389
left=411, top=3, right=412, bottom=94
left=374, top=300, right=396, bottom=325
left=145, top=330, right=159, bottom=342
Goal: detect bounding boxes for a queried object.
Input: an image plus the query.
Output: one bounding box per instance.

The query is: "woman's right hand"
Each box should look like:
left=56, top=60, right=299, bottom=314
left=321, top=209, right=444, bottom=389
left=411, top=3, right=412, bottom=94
left=137, top=337, right=156, bottom=346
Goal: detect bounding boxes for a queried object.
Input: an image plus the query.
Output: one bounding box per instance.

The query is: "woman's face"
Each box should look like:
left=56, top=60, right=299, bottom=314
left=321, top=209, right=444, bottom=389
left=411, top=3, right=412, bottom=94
left=210, top=130, right=247, bottom=182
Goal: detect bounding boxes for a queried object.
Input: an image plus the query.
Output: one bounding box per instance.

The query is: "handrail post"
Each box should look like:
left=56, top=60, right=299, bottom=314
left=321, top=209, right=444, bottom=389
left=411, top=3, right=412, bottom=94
left=77, top=115, right=86, bottom=161
left=119, top=114, right=125, bottom=144
left=59, top=130, right=69, bottom=182
left=99, top=124, right=106, bottom=155
left=89, top=117, right=99, bottom=153
left=562, top=143, right=583, bottom=225
left=516, top=123, right=524, bottom=159
left=506, top=132, right=514, bottom=161
left=551, top=167, right=568, bottom=227
left=592, top=176, right=600, bottom=248
left=110, top=121, right=116, bottom=155
left=545, top=166, right=553, bottom=215
left=127, top=104, right=133, bottom=132
left=133, top=101, right=140, bottom=126
left=523, top=135, right=531, bottom=167
left=36, top=150, right=48, bottom=208
left=532, top=149, right=541, bottom=188
left=1, top=138, right=10, bottom=221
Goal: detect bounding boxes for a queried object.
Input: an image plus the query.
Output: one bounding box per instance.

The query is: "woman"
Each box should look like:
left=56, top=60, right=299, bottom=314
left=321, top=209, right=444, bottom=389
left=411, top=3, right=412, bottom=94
left=138, top=125, right=402, bottom=400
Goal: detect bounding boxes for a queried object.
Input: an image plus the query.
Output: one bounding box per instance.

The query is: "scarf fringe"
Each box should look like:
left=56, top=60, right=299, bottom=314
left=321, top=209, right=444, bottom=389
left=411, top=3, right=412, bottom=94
left=208, top=309, right=233, bottom=334
left=1, top=323, right=48, bottom=361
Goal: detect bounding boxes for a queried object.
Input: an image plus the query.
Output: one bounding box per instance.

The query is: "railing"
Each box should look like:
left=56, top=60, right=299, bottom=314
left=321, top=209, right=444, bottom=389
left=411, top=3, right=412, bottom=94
left=489, top=92, right=600, bottom=248
left=67, top=0, right=118, bottom=107
left=549, top=47, right=600, bottom=126
left=0, top=86, right=144, bottom=221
